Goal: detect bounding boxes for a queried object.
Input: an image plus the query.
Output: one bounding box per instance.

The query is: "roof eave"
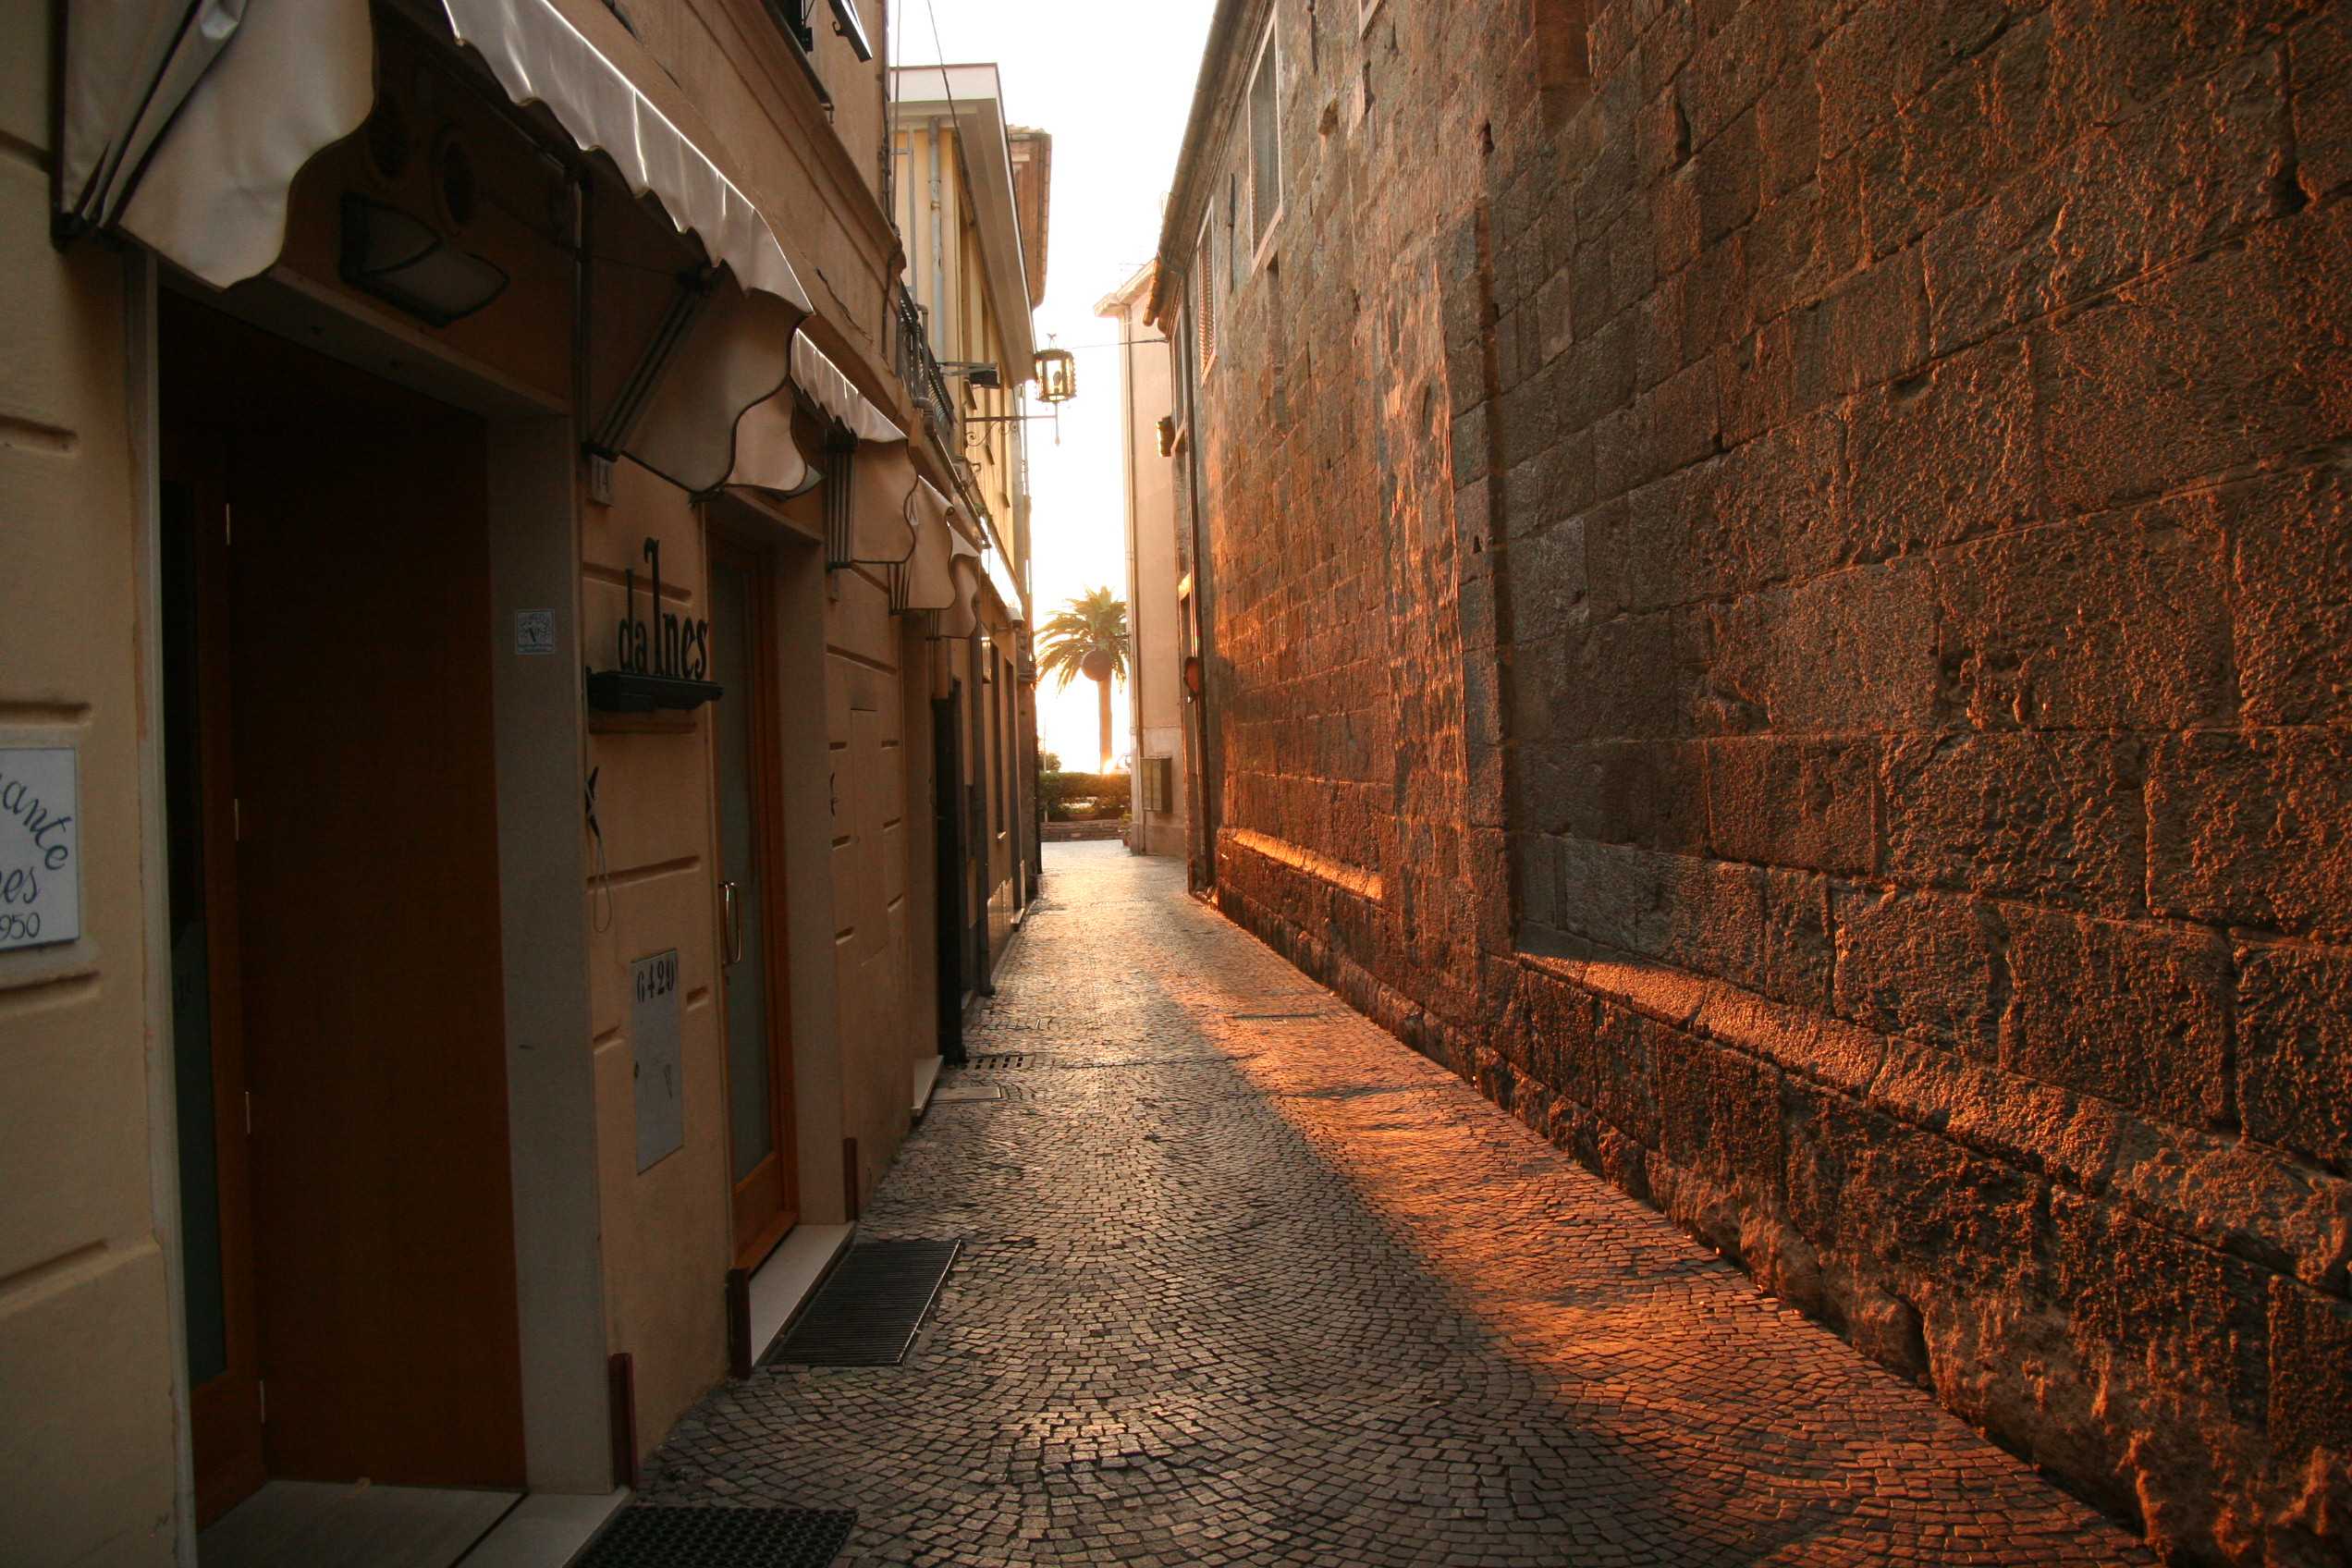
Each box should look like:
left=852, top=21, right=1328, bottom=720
left=1147, top=0, right=1265, bottom=325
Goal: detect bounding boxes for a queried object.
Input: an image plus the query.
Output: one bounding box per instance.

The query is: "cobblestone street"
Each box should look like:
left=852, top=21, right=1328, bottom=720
left=643, top=842, right=2150, bottom=1566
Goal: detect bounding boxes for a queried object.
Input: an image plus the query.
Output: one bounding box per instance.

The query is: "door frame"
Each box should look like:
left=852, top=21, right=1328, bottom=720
left=155, top=296, right=531, bottom=1501
left=707, top=530, right=800, bottom=1268
left=158, top=449, right=266, bottom=1528
left=140, top=262, right=616, bottom=1547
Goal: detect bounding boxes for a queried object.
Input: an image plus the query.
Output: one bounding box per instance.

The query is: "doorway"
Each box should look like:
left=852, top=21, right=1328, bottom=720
left=926, top=681, right=964, bottom=1062
left=160, top=295, right=527, bottom=1525
left=708, top=536, right=799, bottom=1266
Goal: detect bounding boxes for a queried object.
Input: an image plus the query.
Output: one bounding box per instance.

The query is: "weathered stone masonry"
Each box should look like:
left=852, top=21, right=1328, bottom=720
left=1159, top=1, right=2352, bottom=1563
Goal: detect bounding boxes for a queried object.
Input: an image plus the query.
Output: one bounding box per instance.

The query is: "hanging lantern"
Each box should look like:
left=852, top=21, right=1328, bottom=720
left=1034, top=345, right=1078, bottom=404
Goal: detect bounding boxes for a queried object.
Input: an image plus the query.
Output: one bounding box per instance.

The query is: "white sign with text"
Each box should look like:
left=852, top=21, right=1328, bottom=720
left=631, top=948, right=684, bottom=1170
left=0, top=747, right=79, bottom=951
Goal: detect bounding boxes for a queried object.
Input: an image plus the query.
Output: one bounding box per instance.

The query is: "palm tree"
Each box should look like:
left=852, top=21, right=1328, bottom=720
left=1035, top=588, right=1131, bottom=772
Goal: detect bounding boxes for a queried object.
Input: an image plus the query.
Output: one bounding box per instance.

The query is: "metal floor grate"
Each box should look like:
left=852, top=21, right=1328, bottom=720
left=763, top=1240, right=961, bottom=1367
left=574, top=1506, right=855, bottom=1567
left=969, top=1051, right=1030, bottom=1068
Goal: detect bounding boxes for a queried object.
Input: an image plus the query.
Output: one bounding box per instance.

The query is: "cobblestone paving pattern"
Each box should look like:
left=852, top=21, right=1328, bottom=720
left=643, top=842, right=2150, bottom=1567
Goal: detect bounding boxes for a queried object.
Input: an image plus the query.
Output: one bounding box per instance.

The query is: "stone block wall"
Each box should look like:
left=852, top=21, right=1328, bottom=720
left=1170, top=1, right=2352, bottom=1562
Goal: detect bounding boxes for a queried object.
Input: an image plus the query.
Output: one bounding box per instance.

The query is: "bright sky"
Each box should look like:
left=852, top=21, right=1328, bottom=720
left=896, top=0, right=1218, bottom=772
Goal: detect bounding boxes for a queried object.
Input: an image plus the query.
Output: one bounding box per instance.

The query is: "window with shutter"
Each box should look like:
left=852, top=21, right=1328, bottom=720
left=1248, top=28, right=1281, bottom=251
left=1194, top=226, right=1219, bottom=368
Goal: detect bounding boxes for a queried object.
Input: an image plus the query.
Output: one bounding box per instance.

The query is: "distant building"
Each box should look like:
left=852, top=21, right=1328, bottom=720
left=891, top=62, right=1052, bottom=992
left=1098, top=262, right=1191, bottom=861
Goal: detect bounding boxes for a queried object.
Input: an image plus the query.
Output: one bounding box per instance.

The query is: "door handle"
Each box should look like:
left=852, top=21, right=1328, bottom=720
left=721, top=880, right=744, bottom=966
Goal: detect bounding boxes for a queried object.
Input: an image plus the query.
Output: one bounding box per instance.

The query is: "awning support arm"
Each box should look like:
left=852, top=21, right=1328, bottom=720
left=820, top=431, right=857, bottom=570
left=587, top=264, right=717, bottom=460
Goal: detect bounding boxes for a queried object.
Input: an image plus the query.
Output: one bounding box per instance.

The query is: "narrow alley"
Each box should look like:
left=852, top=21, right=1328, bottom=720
left=641, top=843, right=2147, bottom=1568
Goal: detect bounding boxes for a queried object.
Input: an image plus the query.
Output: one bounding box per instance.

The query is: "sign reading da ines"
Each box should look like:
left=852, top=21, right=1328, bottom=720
left=0, top=747, right=79, bottom=952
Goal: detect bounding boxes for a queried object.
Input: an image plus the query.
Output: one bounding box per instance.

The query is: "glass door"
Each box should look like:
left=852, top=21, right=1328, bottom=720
left=709, top=538, right=797, bottom=1265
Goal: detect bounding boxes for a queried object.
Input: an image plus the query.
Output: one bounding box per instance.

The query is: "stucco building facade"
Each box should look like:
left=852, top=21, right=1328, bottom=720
left=0, top=3, right=1043, bottom=1562
left=1155, top=2, right=2352, bottom=1563
left=892, top=65, right=1050, bottom=1011
left=1099, top=262, right=1194, bottom=861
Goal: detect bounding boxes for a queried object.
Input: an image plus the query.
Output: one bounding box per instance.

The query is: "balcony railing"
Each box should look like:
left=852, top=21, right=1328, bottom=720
left=895, top=287, right=959, bottom=454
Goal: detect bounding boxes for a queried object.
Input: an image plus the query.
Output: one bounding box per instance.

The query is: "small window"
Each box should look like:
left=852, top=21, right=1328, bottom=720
left=1227, top=173, right=1246, bottom=294
left=765, top=0, right=833, bottom=104
left=1248, top=26, right=1281, bottom=251
left=1194, top=224, right=1218, bottom=368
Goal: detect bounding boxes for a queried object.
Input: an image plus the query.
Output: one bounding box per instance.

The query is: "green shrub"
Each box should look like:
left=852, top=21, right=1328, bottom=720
left=1039, top=769, right=1130, bottom=821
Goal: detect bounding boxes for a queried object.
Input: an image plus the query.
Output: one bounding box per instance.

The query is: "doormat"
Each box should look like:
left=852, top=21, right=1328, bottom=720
left=574, top=1506, right=855, bottom=1567
left=929, top=1083, right=1004, bottom=1103
left=763, top=1240, right=962, bottom=1367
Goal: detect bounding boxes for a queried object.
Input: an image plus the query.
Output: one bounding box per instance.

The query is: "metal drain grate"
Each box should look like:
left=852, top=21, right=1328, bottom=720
left=575, top=1506, right=855, bottom=1567
left=764, top=1240, right=961, bottom=1367
left=969, top=1051, right=1030, bottom=1068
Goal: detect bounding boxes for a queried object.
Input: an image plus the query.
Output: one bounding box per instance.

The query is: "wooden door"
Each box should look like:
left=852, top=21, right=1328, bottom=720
left=708, top=537, right=798, bottom=1266
left=932, top=687, right=964, bottom=1062
left=161, top=294, right=527, bottom=1491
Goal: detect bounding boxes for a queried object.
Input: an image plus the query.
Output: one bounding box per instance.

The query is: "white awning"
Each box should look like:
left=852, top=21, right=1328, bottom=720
left=724, top=328, right=908, bottom=499
left=903, top=480, right=960, bottom=610
left=727, top=394, right=815, bottom=497
left=443, top=0, right=809, bottom=313
left=59, top=0, right=815, bottom=318
left=941, top=529, right=985, bottom=640
left=850, top=445, right=921, bottom=564
left=980, top=540, right=1024, bottom=627
left=57, top=0, right=835, bottom=496
left=792, top=334, right=905, bottom=445
left=898, top=479, right=983, bottom=636
left=446, top=0, right=815, bottom=492
left=63, top=3, right=374, bottom=287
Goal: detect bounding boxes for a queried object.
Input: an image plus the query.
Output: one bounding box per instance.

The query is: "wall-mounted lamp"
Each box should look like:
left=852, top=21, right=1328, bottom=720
left=940, top=360, right=1002, bottom=388
left=340, top=194, right=508, bottom=327
left=1034, top=346, right=1078, bottom=405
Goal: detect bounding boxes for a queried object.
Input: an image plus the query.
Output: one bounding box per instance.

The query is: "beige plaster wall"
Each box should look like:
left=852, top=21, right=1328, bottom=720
left=892, top=121, right=1025, bottom=569
left=895, top=111, right=1035, bottom=944
left=980, top=607, right=1021, bottom=966
left=0, top=7, right=180, bottom=1561
left=583, top=461, right=734, bottom=1461
left=898, top=623, right=941, bottom=1087
left=1107, top=283, right=1188, bottom=857
left=826, top=558, right=922, bottom=1207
